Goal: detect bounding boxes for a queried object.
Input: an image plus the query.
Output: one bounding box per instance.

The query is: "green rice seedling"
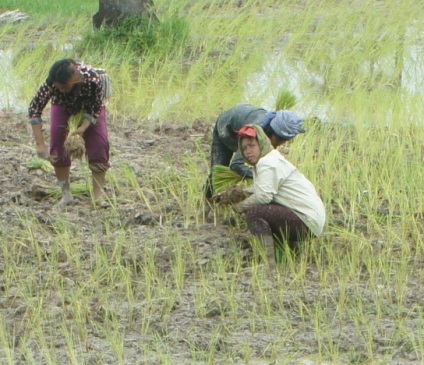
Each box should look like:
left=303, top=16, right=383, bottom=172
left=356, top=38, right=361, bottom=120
left=25, top=157, right=53, bottom=171
left=109, top=161, right=154, bottom=211
left=38, top=181, right=91, bottom=200
left=0, top=314, right=15, bottom=364
left=61, top=323, right=83, bottom=365
left=170, top=235, right=188, bottom=293
left=64, top=182, right=91, bottom=200
left=275, top=89, right=297, bottom=110
left=96, top=319, right=125, bottom=365
left=212, top=165, right=243, bottom=193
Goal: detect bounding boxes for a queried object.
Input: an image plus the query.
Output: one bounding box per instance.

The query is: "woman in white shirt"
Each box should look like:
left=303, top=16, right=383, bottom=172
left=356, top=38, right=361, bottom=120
left=235, top=124, right=325, bottom=266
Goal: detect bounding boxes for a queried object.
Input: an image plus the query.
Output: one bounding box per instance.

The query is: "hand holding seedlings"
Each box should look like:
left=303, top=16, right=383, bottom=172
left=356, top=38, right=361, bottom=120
left=71, top=118, right=91, bottom=137
left=213, top=185, right=249, bottom=205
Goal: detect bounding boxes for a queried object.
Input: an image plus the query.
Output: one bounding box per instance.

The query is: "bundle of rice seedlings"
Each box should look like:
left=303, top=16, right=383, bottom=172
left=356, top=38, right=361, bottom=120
left=25, top=157, right=53, bottom=171
left=64, top=113, right=86, bottom=160
left=41, top=182, right=91, bottom=200
left=275, top=89, right=297, bottom=110
left=212, top=165, right=243, bottom=193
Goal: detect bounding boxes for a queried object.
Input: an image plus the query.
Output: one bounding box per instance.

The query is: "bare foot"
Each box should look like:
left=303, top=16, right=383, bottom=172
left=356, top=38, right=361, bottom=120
left=93, top=193, right=110, bottom=208
left=93, top=199, right=110, bottom=209
left=55, top=193, right=74, bottom=209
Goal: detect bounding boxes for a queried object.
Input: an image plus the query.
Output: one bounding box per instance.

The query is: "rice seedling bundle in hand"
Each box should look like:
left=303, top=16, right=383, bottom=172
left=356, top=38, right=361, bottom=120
left=212, top=165, right=243, bottom=193
left=64, top=113, right=86, bottom=160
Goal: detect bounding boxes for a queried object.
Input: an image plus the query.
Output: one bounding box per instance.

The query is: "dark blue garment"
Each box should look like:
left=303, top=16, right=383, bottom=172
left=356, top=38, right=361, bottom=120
left=215, top=104, right=268, bottom=154
left=205, top=104, right=268, bottom=198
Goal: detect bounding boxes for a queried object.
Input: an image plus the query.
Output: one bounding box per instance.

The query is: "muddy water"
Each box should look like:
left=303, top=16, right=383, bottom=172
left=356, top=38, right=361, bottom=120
left=244, top=40, right=424, bottom=122
left=0, top=49, right=27, bottom=112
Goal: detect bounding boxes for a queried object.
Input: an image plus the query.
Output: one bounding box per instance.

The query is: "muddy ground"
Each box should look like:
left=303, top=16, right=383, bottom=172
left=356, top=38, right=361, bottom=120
left=0, top=108, right=423, bottom=365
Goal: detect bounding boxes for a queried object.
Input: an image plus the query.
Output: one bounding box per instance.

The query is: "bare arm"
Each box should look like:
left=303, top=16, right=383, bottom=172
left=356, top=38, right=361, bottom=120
left=31, top=123, right=49, bottom=159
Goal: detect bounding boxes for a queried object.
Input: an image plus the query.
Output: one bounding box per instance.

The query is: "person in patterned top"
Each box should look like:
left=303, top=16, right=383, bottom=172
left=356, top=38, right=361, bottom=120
left=28, top=58, right=111, bottom=208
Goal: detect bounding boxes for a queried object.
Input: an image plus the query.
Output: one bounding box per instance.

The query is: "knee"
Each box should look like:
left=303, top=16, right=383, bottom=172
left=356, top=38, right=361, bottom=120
left=245, top=208, right=254, bottom=223
left=245, top=207, right=267, bottom=230
left=245, top=206, right=261, bottom=224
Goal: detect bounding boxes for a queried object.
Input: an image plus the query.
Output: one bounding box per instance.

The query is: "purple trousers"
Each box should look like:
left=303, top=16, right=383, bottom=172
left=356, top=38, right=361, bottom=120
left=50, top=105, right=110, bottom=172
left=245, top=203, right=311, bottom=252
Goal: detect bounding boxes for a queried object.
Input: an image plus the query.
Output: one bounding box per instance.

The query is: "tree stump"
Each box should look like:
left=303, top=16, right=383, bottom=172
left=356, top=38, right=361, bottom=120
left=93, top=0, right=155, bottom=28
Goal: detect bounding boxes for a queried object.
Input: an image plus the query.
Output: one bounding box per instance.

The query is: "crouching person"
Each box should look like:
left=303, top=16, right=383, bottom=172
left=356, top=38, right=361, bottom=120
left=234, top=124, right=325, bottom=267
left=205, top=105, right=306, bottom=200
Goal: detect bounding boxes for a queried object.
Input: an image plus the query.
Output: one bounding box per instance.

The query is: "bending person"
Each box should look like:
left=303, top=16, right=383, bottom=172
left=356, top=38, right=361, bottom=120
left=235, top=124, right=325, bottom=266
left=205, top=104, right=305, bottom=199
left=28, top=58, right=111, bottom=208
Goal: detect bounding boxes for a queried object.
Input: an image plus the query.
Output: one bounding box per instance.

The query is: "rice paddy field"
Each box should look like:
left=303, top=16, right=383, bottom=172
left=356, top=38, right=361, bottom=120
left=0, top=0, right=423, bottom=364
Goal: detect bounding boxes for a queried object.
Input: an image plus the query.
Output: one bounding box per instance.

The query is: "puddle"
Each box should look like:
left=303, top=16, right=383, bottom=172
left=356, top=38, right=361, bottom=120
left=243, top=36, right=423, bottom=121
left=148, top=92, right=181, bottom=120
left=0, top=49, right=27, bottom=112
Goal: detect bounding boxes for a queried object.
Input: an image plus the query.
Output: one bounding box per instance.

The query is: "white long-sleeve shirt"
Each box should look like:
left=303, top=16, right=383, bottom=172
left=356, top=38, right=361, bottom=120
left=236, top=150, right=326, bottom=236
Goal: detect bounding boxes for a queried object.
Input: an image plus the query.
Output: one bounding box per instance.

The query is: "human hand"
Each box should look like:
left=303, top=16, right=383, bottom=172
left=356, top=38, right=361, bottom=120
left=36, top=143, right=49, bottom=160
left=71, top=118, right=91, bottom=137
left=213, top=186, right=249, bottom=205
left=71, top=126, right=87, bottom=137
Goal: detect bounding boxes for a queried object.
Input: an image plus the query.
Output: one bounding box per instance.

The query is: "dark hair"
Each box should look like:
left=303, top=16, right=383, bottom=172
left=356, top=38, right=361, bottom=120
left=46, top=59, right=77, bottom=85
left=262, top=124, right=274, bottom=138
